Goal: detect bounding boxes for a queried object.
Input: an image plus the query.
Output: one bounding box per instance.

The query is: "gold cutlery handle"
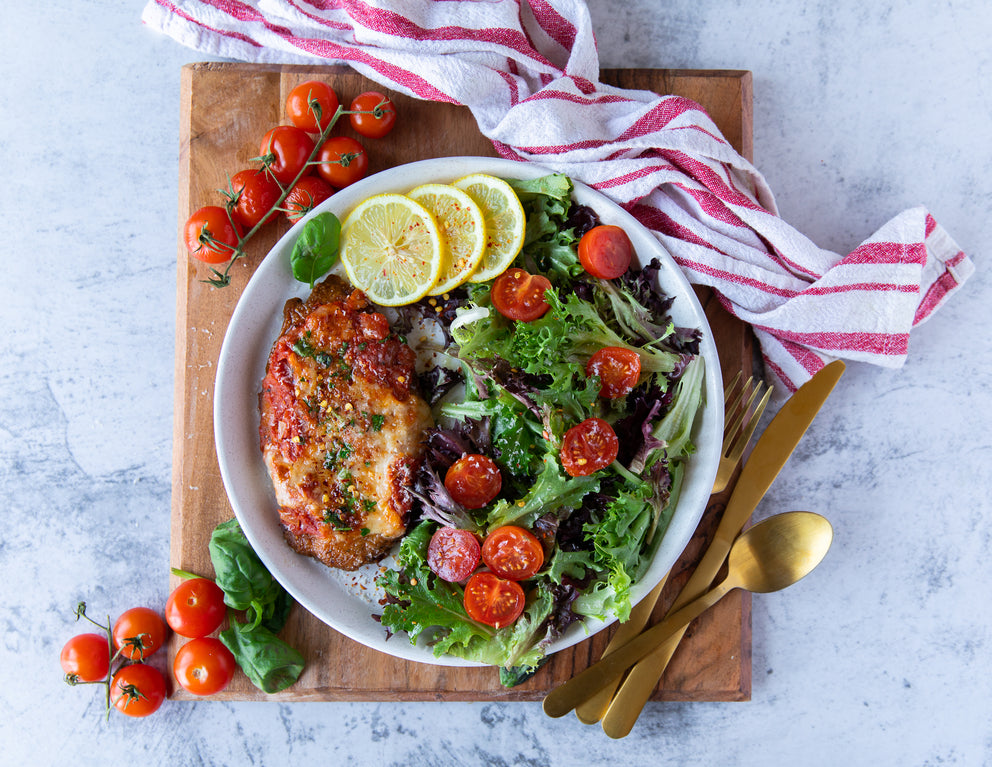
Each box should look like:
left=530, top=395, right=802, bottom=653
left=543, top=580, right=733, bottom=718
left=574, top=574, right=668, bottom=724
left=597, top=533, right=734, bottom=732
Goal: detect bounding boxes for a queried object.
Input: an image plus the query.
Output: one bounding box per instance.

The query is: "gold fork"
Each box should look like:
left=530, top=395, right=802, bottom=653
left=573, top=369, right=770, bottom=725
left=713, top=372, right=771, bottom=493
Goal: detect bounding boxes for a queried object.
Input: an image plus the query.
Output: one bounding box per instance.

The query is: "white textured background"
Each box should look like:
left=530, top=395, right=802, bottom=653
left=1, top=1, right=989, bottom=764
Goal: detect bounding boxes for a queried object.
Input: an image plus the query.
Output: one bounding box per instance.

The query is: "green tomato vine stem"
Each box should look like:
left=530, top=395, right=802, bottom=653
left=202, top=99, right=377, bottom=289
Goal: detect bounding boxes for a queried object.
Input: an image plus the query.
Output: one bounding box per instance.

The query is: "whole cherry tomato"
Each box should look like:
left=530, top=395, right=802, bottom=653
left=60, top=633, right=111, bottom=683
left=110, top=663, right=167, bottom=718
left=481, top=526, right=544, bottom=581
left=259, top=125, right=315, bottom=186
left=560, top=417, right=619, bottom=477
left=286, top=80, right=340, bottom=133
left=284, top=175, right=335, bottom=222
left=316, top=136, right=369, bottom=188
left=490, top=268, right=553, bottom=322
left=427, top=527, right=481, bottom=583
left=173, top=637, right=237, bottom=696
left=586, top=346, right=642, bottom=399
left=463, top=571, right=525, bottom=629
left=349, top=91, right=397, bottom=138
left=165, top=578, right=226, bottom=639
left=184, top=205, right=242, bottom=264
left=112, top=607, right=168, bottom=661
left=578, top=224, right=634, bottom=279
left=230, top=168, right=282, bottom=229
left=444, top=454, right=502, bottom=509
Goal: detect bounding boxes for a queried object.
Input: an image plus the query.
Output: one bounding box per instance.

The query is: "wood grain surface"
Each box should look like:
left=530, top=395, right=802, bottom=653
left=170, top=63, right=755, bottom=701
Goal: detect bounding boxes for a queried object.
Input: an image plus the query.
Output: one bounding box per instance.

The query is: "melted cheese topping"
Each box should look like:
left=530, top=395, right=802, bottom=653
left=259, top=276, right=433, bottom=570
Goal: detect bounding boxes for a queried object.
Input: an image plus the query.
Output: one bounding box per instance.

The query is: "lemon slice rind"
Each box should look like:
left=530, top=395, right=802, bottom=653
left=451, top=173, right=526, bottom=283
left=340, top=193, right=443, bottom=306
left=407, top=183, right=487, bottom=295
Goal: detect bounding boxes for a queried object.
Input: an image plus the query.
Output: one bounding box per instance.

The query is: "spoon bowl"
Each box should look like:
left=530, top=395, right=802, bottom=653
left=543, top=511, right=833, bottom=718
left=723, top=510, right=834, bottom=594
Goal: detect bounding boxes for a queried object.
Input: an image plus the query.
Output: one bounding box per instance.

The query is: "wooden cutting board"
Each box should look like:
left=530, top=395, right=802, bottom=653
left=171, top=63, right=755, bottom=701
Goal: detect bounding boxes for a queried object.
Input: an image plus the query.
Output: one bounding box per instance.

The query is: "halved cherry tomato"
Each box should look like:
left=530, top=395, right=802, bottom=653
left=560, top=417, right=619, bottom=477
left=184, top=205, right=242, bottom=264
left=463, top=571, right=525, bottom=628
left=60, top=633, right=111, bottom=683
left=578, top=224, right=634, bottom=279
left=165, top=578, right=226, bottom=639
left=110, top=663, right=167, bottom=717
left=112, top=607, right=168, bottom=660
left=490, top=268, right=552, bottom=322
left=427, top=527, right=482, bottom=582
left=173, top=637, right=237, bottom=696
left=259, top=125, right=315, bottom=186
left=481, top=526, right=544, bottom=581
left=586, top=346, right=642, bottom=399
left=316, top=136, right=369, bottom=188
left=284, top=175, right=335, bottom=223
left=286, top=80, right=339, bottom=133
left=444, top=454, right=502, bottom=509
left=349, top=91, right=397, bottom=138
left=230, top=168, right=281, bottom=229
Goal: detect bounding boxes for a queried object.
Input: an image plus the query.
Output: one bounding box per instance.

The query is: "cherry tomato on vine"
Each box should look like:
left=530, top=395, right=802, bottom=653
left=286, top=80, right=339, bottom=133
left=60, top=633, right=110, bottom=683
left=349, top=91, right=397, bottom=138
left=577, top=224, right=634, bottom=279
left=490, top=268, right=553, bottom=322
left=316, top=136, right=369, bottom=188
left=230, top=168, right=281, bottom=229
left=463, top=571, right=525, bottom=628
left=165, top=578, right=226, bottom=639
left=184, top=205, right=242, bottom=264
left=112, top=607, right=168, bottom=660
left=444, top=454, right=502, bottom=509
left=110, top=663, right=167, bottom=717
left=560, top=417, right=619, bottom=477
left=259, top=125, right=315, bottom=186
left=173, top=637, right=237, bottom=696
left=481, top=526, right=544, bottom=581
left=427, top=527, right=482, bottom=583
left=586, top=346, right=642, bottom=399
left=284, top=175, right=335, bottom=222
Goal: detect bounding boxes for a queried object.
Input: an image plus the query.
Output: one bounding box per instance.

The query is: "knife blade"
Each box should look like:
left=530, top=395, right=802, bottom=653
left=543, top=360, right=845, bottom=723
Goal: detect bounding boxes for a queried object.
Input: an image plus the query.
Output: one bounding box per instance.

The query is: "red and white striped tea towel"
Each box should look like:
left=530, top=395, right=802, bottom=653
left=142, top=0, right=974, bottom=396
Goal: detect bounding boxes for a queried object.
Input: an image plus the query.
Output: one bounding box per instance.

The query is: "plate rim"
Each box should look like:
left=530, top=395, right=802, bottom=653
left=213, top=155, right=723, bottom=667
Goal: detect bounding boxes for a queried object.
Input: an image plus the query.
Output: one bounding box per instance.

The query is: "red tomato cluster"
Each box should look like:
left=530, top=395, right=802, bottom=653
left=183, top=80, right=398, bottom=273
left=427, top=509, right=546, bottom=630
left=60, top=576, right=236, bottom=718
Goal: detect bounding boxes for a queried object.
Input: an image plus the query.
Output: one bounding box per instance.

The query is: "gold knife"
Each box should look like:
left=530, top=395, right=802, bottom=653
left=543, top=360, right=845, bottom=724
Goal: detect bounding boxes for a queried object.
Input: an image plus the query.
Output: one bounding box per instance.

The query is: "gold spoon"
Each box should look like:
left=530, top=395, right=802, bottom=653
left=543, top=511, right=833, bottom=720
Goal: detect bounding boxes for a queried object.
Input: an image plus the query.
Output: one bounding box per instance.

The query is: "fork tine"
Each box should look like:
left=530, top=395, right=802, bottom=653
left=723, top=370, right=743, bottom=406
left=722, top=375, right=756, bottom=451
left=725, top=382, right=771, bottom=461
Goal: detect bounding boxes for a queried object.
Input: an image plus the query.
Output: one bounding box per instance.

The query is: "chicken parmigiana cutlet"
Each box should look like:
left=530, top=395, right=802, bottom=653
left=258, top=275, right=433, bottom=571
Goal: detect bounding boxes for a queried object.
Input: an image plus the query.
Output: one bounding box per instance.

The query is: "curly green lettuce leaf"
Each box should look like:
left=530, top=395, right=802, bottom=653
left=377, top=522, right=495, bottom=653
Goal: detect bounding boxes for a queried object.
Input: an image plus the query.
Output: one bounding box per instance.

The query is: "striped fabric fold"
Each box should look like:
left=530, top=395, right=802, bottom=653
left=142, top=0, right=975, bottom=395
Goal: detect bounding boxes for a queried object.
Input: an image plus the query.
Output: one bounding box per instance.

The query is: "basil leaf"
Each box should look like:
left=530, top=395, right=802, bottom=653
left=219, top=622, right=305, bottom=694
left=208, top=518, right=282, bottom=613
left=290, top=211, right=340, bottom=288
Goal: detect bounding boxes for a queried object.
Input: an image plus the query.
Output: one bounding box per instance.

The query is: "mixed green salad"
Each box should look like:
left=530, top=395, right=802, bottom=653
left=375, top=173, right=706, bottom=686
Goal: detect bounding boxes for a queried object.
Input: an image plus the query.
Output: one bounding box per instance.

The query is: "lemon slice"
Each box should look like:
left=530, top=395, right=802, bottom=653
left=452, top=173, right=526, bottom=282
left=407, top=183, right=487, bottom=295
left=340, top=194, right=443, bottom=306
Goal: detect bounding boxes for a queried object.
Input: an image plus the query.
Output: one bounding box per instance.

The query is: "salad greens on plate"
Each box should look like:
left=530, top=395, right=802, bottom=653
left=374, top=173, right=706, bottom=686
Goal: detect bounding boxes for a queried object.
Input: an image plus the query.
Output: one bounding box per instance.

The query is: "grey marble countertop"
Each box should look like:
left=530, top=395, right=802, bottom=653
left=3, top=2, right=989, bottom=765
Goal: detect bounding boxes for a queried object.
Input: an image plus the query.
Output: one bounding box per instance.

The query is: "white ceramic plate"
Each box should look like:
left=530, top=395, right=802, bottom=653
left=214, top=156, right=723, bottom=667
